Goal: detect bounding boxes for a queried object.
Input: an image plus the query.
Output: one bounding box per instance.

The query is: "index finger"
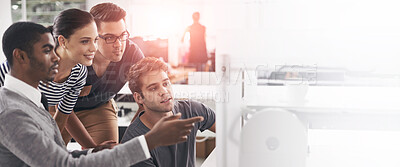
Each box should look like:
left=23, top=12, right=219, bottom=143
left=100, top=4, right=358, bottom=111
left=179, top=116, right=204, bottom=125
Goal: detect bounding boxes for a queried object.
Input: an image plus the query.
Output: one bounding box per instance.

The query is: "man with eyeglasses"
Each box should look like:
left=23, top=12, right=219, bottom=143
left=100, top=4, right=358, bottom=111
left=63, top=2, right=145, bottom=146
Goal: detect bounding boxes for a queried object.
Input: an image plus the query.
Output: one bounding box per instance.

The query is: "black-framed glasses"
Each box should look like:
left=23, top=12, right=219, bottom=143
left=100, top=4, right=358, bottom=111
left=98, top=31, right=130, bottom=44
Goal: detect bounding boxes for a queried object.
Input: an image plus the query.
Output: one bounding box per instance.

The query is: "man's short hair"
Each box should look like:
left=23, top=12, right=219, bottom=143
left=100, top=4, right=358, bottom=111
left=2, top=22, right=50, bottom=67
left=90, top=2, right=127, bottom=29
left=126, top=57, right=168, bottom=95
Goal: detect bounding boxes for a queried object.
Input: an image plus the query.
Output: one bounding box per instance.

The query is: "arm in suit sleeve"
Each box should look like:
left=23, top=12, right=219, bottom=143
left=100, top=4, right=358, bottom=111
left=0, top=108, right=149, bottom=167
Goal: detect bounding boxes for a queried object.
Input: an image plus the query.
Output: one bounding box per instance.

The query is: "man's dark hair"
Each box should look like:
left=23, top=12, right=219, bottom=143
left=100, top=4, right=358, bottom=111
left=2, top=22, right=50, bottom=67
left=90, top=2, right=127, bottom=29
left=50, top=8, right=94, bottom=47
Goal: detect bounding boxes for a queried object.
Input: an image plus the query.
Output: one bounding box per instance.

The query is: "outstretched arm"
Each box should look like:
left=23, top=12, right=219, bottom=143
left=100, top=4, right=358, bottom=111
left=0, top=107, right=149, bottom=166
left=144, top=113, right=204, bottom=150
left=181, top=27, right=190, bottom=43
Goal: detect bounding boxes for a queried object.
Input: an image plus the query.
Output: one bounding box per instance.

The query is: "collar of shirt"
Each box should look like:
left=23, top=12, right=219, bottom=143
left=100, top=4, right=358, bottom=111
left=4, top=74, right=44, bottom=109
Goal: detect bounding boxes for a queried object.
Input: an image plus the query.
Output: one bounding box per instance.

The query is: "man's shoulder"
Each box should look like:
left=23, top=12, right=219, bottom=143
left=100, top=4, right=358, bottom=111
left=0, top=88, right=9, bottom=113
left=0, top=88, right=23, bottom=102
left=0, top=88, right=42, bottom=110
left=121, top=115, right=148, bottom=143
left=173, top=100, right=189, bottom=111
left=174, top=100, right=204, bottom=109
left=128, top=115, right=149, bottom=135
left=0, top=88, right=30, bottom=116
left=173, top=100, right=207, bottom=116
left=126, top=39, right=140, bottom=48
left=123, top=39, right=144, bottom=59
left=128, top=117, right=143, bottom=130
left=115, top=40, right=144, bottom=70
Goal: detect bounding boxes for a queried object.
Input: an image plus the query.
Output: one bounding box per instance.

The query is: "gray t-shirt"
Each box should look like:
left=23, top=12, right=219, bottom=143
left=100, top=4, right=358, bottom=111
left=121, top=100, right=215, bottom=167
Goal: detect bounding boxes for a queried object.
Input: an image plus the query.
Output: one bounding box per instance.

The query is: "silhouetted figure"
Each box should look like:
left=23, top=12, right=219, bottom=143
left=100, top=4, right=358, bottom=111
left=183, top=12, right=208, bottom=71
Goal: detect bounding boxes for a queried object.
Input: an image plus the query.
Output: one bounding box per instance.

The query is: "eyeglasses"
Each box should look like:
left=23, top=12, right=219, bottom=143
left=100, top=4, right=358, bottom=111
left=98, top=31, right=130, bottom=44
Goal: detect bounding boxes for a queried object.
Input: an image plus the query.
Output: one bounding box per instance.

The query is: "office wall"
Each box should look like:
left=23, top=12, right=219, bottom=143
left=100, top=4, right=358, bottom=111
left=0, top=0, right=12, bottom=62
left=216, top=0, right=400, bottom=74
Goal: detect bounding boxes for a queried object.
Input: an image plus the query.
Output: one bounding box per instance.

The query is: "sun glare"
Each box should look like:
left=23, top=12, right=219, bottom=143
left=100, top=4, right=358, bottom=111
left=132, top=5, right=182, bottom=39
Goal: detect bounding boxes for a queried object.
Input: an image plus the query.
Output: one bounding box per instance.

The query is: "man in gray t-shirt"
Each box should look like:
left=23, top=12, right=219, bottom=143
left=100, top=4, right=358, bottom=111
left=121, top=57, right=216, bottom=167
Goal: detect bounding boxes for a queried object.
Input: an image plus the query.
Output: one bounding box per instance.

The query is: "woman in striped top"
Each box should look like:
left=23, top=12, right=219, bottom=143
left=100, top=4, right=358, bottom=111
left=45, top=8, right=101, bottom=148
left=0, top=9, right=100, bottom=148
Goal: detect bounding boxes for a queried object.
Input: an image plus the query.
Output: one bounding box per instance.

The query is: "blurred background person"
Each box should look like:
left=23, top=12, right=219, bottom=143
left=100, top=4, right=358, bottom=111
left=182, top=12, right=208, bottom=71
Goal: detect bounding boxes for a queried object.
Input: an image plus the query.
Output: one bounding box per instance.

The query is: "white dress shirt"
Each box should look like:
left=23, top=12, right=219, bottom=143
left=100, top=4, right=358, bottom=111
left=3, top=74, right=45, bottom=109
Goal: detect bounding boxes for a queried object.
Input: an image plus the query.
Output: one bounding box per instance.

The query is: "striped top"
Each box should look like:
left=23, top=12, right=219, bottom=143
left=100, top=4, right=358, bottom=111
left=0, top=61, right=87, bottom=114
left=0, top=62, right=10, bottom=87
